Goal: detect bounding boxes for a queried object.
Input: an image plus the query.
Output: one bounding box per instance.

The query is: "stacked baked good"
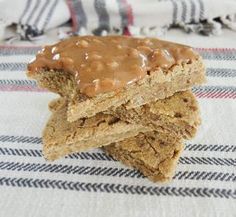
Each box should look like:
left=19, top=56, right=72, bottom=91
left=27, top=36, right=205, bottom=182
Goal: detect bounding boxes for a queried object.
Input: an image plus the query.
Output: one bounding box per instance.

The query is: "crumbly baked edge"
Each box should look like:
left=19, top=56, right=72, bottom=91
left=103, top=133, right=184, bottom=183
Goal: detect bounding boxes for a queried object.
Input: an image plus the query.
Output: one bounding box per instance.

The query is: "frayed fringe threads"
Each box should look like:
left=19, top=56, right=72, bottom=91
left=3, top=14, right=236, bottom=43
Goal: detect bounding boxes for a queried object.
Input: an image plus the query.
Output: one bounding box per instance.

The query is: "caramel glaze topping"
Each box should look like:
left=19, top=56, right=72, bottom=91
left=28, top=36, right=198, bottom=97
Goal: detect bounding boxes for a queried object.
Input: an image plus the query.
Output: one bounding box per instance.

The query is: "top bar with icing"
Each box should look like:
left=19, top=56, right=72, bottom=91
left=28, top=36, right=198, bottom=97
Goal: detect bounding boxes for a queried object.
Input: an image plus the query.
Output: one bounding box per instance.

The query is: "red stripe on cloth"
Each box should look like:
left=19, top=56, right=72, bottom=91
left=195, top=48, right=236, bottom=51
left=123, top=27, right=131, bottom=36
left=66, top=0, right=78, bottom=32
left=195, top=92, right=236, bottom=99
left=122, top=0, right=133, bottom=36
left=125, top=0, right=133, bottom=25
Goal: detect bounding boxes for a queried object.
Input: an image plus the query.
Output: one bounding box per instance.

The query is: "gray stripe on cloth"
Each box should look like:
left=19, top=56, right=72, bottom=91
left=185, top=143, right=236, bottom=152
left=0, top=177, right=235, bottom=198
left=190, top=0, right=196, bottom=22
left=33, top=0, right=50, bottom=27
left=0, top=159, right=235, bottom=182
left=72, top=0, right=87, bottom=31
left=0, top=135, right=42, bottom=144
left=206, top=68, right=236, bottom=77
left=171, top=0, right=178, bottom=24
left=0, top=63, right=27, bottom=71
left=116, top=0, right=128, bottom=28
left=0, top=161, right=144, bottom=178
left=93, top=0, right=110, bottom=35
left=0, top=147, right=234, bottom=166
left=181, top=0, right=187, bottom=22
left=192, top=86, right=236, bottom=99
left=25, top=0, right=42, bottom=24
left=0, top=135, right=236, bottom=153
left=195, top=49, right=236, bottom=61
left=198, top=0, right=205, bottom=20
left=174, top=171, right=236, bottom=182
left=19, top=0, right=32, bottom=24
left=0, top=79, right=37, bottom=86
left=42, top=0, right=58, bottom=30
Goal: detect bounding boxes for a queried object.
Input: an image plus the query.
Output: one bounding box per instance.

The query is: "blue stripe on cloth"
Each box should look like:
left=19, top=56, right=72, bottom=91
left=33, top=0, right=50, bottom=27
left=171, top=0, right=178, bottom=24
left=0, top=135, right=235, bottom=153
left=190, top=0, right=196, bottom=22
left=0, top=148, right=234, bottom=166
left=0, top=147, right=113, bottom=161
left=0, top=63, right=27, bottom=71
left=72, top=0, right=87, bottom=31
left=0, top=135, right=42, bottom=144
left=0, top=161, right=144, bottom=178
left=0, top=159, right=235, bottom=182
left=206, top=68, right=236, bottom=77
left=42, top=0, right=59, bottom=30
left=0, top=47, right=41, bottom=55
left=198, top=0, right=205, bottom=20
left=195, top=49, right=236, bottom=61
left=0, top=79, right=37, bottom=86
left=93, top=0, right=110, bottom=35
left=0, top=177, right=235, bottom=198
left=181, top=0, right=187, bottom=22
left=25, top=0, right=42, bottom=24
left=178, top=157, right=235, bottom=167
left=19, top=0, right=32, bottom=24
left=185, top=143, right=236, bottom=152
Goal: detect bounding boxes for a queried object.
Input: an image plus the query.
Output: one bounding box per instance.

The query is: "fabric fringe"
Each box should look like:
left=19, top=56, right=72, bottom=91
left=220, top=14, right=236, bottom=31
left=3, top=16, right=236, bottom=44
left=73, top=17, right=232, bottom=37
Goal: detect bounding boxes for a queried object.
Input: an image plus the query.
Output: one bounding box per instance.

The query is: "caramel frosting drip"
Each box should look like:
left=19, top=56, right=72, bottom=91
left=28, top=36, right=198, bottom=97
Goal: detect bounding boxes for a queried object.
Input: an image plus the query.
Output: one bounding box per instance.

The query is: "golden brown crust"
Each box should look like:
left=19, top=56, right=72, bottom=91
left=43, top=99, right=150, bottom=160
left=43, top=90, right=199, bottom=161
left=112, top=90, right=201, bottom=140
left=103, top=131, right=184, bottom=182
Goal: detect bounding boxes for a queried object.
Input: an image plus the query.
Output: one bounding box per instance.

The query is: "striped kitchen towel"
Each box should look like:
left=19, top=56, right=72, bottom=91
left=54, top=0, right=236, bottom=36
left=1, top=0, right=236, bottom=41
left=0, top=44, right=235, bottom=216
left=0, top=0, right=70, bottom=40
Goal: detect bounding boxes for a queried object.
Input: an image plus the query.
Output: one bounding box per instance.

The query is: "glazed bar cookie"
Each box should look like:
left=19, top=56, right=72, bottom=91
left=103, top=131, right=184, bottom=182
left=43, top=90, right=199, bottom=160
left=27, top=36, right=205, bottom=121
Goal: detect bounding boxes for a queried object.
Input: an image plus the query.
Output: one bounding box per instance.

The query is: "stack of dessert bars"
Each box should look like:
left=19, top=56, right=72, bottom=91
left=27, top=36, right=205, bottom=182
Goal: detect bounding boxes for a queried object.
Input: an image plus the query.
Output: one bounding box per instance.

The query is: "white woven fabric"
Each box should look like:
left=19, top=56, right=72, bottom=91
left=0, top=30, right=235, bottom=217
left=0, top=0, right=70, bottom=40
left=69, top=0, right=236, bottom=36
left=0, top=0, right=236, bottom=41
